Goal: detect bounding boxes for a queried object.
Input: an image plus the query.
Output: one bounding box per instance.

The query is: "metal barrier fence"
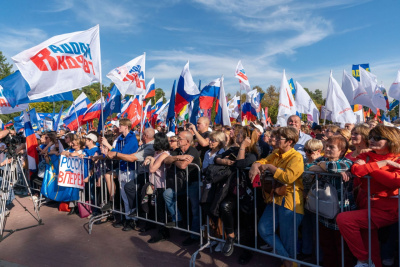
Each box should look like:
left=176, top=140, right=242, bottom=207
left=0, top=156, right=42, bottom=241
left=25, top=155, right=400, bottom=267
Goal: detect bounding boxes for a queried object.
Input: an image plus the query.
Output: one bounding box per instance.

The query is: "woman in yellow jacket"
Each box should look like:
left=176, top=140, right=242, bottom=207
left=249, top=127, right=304, bottom=267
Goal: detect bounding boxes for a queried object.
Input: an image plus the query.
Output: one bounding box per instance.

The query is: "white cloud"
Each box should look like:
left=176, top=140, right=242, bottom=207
left=0, top=27, right=48, bottom=59
left=73, top=0, right=138, bottom=30
left=191, top=0, right=361, bottom=59
left=42, top=0, right=74, bottom=12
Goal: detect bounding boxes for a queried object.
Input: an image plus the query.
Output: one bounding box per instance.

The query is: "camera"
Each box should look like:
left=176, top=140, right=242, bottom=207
left=3, top=133, right=25, bottom=158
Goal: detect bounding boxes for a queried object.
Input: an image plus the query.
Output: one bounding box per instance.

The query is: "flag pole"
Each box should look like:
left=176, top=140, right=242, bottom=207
left=73, top=102, right=80, bottom=131
left=324, top=71, right=331, bottom=125
left=239, top=84, right=243, bottom=123
left=100, top=83, right=105, bottom=138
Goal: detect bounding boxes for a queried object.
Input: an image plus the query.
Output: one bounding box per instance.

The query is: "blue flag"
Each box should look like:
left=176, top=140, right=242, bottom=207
left=352, top=64, right=370, bottom=82
left=41, top=161, right=79, bottom=202
left=389, top=99, right=399, bottom=111
left=190, top=96, right=200, bottom=125
left=288, top=78, right=296, bottom=98
left=13, top=112, right=24, bottom=132
left=97, top=85, right=122, bottom=133
left=54, top=105, right=64, bottom=131
left=167, top=80, right=176, bottom=121
left=0, top=71, right=74, bottom=108
left=29, top=108, right=40, bottom=130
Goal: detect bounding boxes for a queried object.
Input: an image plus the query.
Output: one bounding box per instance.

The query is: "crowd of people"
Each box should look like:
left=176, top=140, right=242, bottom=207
left=4, top=115, right=400, bottom=267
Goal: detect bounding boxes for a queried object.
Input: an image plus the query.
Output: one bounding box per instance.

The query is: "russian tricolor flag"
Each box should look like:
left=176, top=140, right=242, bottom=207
left=63, top=92, right=91, bottom=130
left=145, top=78, right=156, bottom=99
left=5, top=120, right=13, bottom=128
left=242, top=102, right=257, bottom=121
left=199, top=79, right=219, bottom=110
left=82, top=98, right=102, bottom=122
left=154, top=98, right=163, bottom=112
left=23, top=111, right=39, bottom=171
left=174, top=62, right=199, bottom=113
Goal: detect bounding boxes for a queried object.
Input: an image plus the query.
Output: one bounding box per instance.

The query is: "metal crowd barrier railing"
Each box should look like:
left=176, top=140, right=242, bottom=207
left=0, top=156, right=42, bottom=241
left=60, top=156, right=399, bottom=267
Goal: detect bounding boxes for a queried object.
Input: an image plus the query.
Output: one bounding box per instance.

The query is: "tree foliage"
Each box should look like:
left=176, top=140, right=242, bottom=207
left=0, top=51, right=13, bottom=80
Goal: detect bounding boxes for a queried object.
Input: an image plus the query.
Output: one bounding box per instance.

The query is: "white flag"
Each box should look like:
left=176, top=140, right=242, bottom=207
left=216, top=76, right=231, bottom=126
left=359, top=66, right=377, bottom=99
left=247, top=89, right=261, bottom=112
left=294, top=82, right=319, bottom=124
left=235, top=60, right=251, bottom=92
left=354, top=109, right=364, bottom=123
left=227, top=95, right=240, bottom=119
left=156, top=100, right=170, bottom=123
left=325, top=71, right=356, bottom=124
left=12, top=25, right=101, bottom=100
left=107, top=53, right=146, bottom=96
left=388, top=70, right=400, bottom=101
left=372, top=84, right=388, bottom=112
left=342, top=70, right=375, bottom=110
left=277, top=70, right=296, bottom=126
left=320, top=105, right=332, bottom=121
left=359, top=66, right=388, bottom=111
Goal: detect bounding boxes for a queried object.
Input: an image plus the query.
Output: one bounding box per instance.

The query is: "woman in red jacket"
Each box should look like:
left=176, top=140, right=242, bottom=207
left=336, top=125, right=400, bottom=267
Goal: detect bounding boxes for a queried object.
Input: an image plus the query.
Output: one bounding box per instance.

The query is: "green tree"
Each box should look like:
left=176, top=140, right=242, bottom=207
left=155, top=88, right=166, bottom=103
left=0, top=52, right=19, bottom=123
left=0, top=51, right=13, bottom=80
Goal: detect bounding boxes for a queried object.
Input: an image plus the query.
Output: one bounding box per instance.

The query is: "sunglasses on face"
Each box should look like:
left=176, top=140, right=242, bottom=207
left=169, top=139, right=177, bottom=143
left=369, top=135, right=388, bottom=141
left=305, top=149, right=317, bottom=154
left=209, top=139, right=218, bottom=143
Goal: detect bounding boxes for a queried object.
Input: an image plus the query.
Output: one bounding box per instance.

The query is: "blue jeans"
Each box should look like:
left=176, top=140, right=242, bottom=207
left=188, top=181, right=200, bottom=239
left=258, top=199, right=303, bottom=258
left=163, top=188, right=182, bottom=222
left=301, top=209, right=316, bottom=255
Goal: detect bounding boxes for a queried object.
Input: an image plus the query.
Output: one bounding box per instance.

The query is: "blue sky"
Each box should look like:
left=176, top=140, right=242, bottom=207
left=1, top=0, right=399, bottom=99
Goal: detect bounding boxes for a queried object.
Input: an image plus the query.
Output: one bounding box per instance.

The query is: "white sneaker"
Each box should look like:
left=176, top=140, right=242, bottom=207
left=214, top=241, right=225, bottom=252
left=354, top=260, right=375, bottom=267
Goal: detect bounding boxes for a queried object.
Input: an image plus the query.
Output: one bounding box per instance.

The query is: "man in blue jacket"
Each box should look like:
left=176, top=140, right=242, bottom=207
left=106, top=119, right=138, bottom=229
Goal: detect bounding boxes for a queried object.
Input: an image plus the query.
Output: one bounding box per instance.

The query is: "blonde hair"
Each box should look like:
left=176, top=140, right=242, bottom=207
left=209, top=131, right=226, bottom=149
left=369, top=125, right=400, bottom=154
left=326, top=125, right=339, bottom=133
left=337, top=128, right=351, bottom=141
left=119, top=118, right=132, bottom=128
left=352, top=124, right=371, bottom=145
left=305, top=139, right=323, bottom=151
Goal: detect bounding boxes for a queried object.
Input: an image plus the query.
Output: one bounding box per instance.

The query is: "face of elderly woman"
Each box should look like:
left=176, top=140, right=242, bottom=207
left=276, top=135, right=292, bottom=152
left=209, top=137, right=219, bottom=149
left=324, top=142, right=343, bottom=160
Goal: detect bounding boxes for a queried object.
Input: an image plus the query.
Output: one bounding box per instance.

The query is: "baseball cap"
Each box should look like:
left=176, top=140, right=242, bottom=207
left=84, top=133, right=98, bottom=143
